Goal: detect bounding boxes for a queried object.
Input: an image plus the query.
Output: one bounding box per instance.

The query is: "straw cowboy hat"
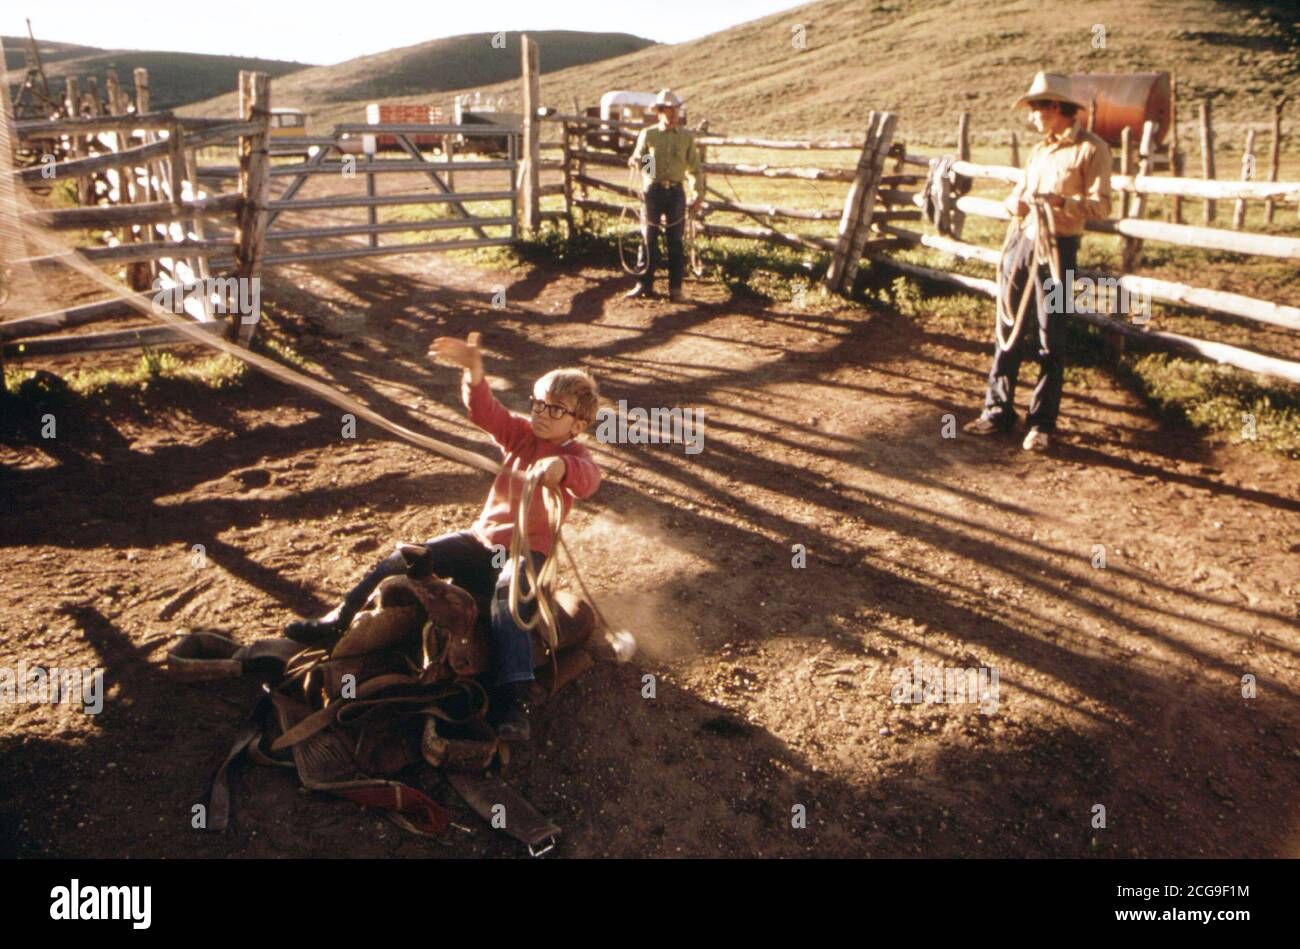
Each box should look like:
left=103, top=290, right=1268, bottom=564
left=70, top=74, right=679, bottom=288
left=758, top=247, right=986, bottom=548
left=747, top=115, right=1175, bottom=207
left=1012, top=71, right=1087, bottom=111
left=653, top=89, right=683, bottom=110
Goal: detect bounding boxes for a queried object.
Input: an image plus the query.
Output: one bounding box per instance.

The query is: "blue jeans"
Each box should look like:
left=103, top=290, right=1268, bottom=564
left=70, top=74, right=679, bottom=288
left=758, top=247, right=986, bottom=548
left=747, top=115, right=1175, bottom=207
left=336, top=530, right=543, bottom=686
left=641, top=182, right=686, bottom=290
left=982, top=233, right=1080, bottom=433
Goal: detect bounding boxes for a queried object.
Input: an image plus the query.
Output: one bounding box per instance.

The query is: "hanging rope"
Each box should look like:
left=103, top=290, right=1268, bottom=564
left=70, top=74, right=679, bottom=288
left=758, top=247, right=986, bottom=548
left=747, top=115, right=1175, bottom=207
left=616, top=164, right=702, bottom=279
left=995, top=195, right=1062, bottom=352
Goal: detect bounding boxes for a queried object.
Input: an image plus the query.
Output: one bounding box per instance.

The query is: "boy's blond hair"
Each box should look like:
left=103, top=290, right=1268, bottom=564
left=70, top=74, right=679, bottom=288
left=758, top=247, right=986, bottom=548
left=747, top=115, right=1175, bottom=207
left=537, top=367, right=600, bottom=423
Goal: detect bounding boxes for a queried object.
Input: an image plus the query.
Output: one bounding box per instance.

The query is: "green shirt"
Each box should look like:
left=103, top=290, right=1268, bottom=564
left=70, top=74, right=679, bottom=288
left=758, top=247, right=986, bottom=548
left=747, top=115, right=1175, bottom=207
left=630, top=124, right=702, bottom=191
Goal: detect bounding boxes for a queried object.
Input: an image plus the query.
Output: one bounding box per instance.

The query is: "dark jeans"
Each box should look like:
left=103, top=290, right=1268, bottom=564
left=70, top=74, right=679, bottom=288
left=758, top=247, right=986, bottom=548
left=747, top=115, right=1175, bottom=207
left=640, top=182, right=686, bottom=290
left=981, top=232, right=1081, bottom=433
left=335, top=530, right=543, bottom=686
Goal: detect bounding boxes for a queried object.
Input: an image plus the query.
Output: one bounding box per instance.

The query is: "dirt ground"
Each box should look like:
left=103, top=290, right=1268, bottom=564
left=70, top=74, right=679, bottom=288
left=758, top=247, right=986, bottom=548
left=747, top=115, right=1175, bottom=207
left=3, top=181, right=1299, bottom=857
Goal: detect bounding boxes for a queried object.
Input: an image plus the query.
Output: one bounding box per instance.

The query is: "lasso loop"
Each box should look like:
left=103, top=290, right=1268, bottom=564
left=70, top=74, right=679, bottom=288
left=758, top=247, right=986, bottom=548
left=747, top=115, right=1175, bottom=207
left=995, top=196, right=1061, bottom=352
left=617, top=164, right=702, bottom=279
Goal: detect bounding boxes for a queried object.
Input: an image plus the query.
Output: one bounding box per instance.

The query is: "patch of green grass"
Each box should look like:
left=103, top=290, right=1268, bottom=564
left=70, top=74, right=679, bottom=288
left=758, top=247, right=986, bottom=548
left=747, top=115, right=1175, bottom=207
left=5, top=349, right=250, bottom=404
left=1121, top=352, right=1300, bottom=459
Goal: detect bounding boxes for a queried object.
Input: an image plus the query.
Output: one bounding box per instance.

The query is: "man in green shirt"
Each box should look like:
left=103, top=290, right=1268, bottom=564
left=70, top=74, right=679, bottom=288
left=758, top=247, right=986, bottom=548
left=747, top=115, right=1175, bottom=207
left=625, top=89, right=702, bottom=302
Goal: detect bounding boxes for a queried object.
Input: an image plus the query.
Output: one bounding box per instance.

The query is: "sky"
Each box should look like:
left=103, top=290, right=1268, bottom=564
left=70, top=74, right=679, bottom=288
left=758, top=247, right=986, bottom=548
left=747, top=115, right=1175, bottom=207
left=3, top=0, right=813, bottom=64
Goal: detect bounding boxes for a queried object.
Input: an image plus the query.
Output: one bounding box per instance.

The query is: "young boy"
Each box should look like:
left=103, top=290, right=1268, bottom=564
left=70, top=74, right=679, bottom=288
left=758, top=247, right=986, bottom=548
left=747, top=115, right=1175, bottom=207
left=284, top=332, right=602, bottom=741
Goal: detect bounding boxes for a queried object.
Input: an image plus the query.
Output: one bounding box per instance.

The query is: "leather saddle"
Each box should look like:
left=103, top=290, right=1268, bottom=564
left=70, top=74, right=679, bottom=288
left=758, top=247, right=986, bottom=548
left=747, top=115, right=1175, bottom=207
left=167, top=565, right=597, bottom=852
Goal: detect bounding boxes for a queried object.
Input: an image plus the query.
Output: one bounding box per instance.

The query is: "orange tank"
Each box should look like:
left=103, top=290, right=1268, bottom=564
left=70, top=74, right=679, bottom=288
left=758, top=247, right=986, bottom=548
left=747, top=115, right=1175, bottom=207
left=1066, top=72, right=1172, bottom=148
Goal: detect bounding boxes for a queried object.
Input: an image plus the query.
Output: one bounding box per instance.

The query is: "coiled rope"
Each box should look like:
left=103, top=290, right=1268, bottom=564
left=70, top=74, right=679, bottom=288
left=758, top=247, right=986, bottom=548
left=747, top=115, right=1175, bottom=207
left=995, top=195, right=1062, bottom=352
left=617, top=164, right=702, bottom=279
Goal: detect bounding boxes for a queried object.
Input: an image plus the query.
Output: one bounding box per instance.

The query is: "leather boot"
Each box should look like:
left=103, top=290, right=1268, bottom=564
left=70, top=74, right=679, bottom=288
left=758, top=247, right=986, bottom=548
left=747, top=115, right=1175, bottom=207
left=284, top=605, right=351, bottom=644
left=492, top=681, right=533, bottom=742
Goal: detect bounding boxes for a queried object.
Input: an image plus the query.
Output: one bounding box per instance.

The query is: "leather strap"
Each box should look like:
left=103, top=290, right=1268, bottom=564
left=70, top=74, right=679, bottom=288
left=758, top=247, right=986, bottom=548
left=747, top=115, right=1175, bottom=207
left=445, top=771, right=560, bottom=852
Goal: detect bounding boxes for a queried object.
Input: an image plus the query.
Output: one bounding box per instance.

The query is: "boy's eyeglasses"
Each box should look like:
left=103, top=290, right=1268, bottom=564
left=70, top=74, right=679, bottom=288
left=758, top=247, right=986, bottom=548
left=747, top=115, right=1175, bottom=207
left=530, top=398, right=577, bottom=420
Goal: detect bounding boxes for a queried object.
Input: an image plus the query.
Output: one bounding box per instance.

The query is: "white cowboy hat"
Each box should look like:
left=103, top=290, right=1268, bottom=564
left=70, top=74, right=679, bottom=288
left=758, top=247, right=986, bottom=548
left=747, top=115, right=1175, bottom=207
left=653, top=89, right=683, bottom=110
left=1012, top=71, right=1087, bottom=111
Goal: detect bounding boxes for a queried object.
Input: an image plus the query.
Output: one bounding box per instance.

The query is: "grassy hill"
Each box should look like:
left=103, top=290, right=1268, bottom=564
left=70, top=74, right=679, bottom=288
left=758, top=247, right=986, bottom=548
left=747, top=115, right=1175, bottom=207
left=3, top=35, right=309, bottom=112
left=437, top=0, right=1299, bottom=145
left=182, top=30, right=656, bottom=121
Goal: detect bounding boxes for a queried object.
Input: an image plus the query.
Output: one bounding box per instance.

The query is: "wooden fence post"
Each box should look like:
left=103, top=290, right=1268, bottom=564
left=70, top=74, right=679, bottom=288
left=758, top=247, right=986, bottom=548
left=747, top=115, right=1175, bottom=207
left=1169, top=73, right=1182, bottom=224
left=64, top=77, right=88, bottom=204
left=696, top=119, right=709, bottom=239
left=1121, top=121, right=1156, bottom=272
left=365, top=142, right=378, bottom=248
left=1233, top=128, right=1256, bottom=230
left=561, top=122, right=575, bottom=238
left=234, top=71, right=271, bottom=345
left=520, top=33, right=540, bottom=236
left=1199, top=98, right=1216, bottom=224
left=825, top=110, right=895, bottom=294
left=1265, top=99, right=1284, bottom=224
left=1009, top=131, right=1019, bottom=169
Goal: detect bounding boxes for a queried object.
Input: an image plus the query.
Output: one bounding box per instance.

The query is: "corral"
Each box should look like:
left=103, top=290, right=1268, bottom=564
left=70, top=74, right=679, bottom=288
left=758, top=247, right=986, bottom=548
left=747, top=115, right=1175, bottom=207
left=2, top=21, right=1298, bottom=859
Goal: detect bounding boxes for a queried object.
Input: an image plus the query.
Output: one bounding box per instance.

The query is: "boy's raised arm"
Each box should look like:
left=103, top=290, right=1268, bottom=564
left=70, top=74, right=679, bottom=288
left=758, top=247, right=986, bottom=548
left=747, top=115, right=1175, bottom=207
left=429, top=332, right=529, bottom=449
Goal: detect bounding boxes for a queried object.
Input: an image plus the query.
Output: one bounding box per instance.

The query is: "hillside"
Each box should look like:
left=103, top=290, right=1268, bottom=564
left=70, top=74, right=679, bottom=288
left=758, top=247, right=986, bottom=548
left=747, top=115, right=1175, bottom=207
left=375, top=0, right=1298, bottom=144
left=3, top=35, right=309, bottom=111
left=182, top=30, right=655, bottom=120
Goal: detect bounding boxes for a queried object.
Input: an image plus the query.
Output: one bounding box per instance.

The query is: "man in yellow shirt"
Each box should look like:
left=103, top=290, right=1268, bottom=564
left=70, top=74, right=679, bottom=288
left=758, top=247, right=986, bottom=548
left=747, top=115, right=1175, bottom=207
left=964, top=72, right=1113, bottom=452
left=625, top=89, right=702, bottom=302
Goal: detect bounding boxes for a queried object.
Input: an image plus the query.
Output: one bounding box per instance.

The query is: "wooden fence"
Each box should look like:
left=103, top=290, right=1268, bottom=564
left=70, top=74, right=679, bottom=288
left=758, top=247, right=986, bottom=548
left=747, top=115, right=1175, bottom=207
left=539, top=101, right=1299, bottom=385
left=531, top=110, right=914, bottom=288
left=199, top=122, right=519, bottom=269
left=5, top=67, right=523, bottom=363
left=869, top=148, right=1300, bottom=384
left=4, top=69, right=268, bottom=358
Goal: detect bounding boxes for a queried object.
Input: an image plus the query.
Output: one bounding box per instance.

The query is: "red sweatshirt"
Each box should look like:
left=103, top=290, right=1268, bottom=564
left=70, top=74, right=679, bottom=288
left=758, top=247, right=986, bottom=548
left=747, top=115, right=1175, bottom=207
left=463, top=376, right=601, bottom=556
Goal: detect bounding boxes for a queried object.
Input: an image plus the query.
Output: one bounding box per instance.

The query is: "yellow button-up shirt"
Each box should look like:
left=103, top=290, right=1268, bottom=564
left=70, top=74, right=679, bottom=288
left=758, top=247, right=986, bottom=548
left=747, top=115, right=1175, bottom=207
left=630, top=124, right=702, bottom=193
left=1005, top=124, right=1113, bottom=236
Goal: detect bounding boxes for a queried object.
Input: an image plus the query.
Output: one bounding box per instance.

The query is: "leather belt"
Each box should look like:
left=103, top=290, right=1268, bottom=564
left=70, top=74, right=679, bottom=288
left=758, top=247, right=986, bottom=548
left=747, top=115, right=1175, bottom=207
left=651, top=179, right=683, bottom=188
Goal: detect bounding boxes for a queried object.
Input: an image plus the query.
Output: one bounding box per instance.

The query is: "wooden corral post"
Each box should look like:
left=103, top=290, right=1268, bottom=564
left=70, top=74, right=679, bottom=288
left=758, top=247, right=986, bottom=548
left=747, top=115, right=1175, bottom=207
left=64, top=77, right=89, bottom=204
left=234, top=71, right=271, bottom=345
left=1009, top=131, right=1020, bottom=169
left=1121, top=121, right=1156, bottom=273
left=696, top=119, right=709, bottom=236
left=1199, top=98, right=1216, bottom=224
left=520, top=33, right=540, bottom=236
left=183, top=144, right=215, bottom=321
left=1233, top=128, right=1256, bottom=231
left=133, top=68, right=162, bottom=214
left=104, top=68, right=127, bottom=118
left=954, top=110, right=971, bottom=195
left=1169, top=72, right=1182, bottom=224
left=444, top=128, right=456, bottom=194
left=134, top=67, right=166, bottom=287
left=365, top=140, right=378, bottom=248
left=1265, top=98, right=1285, bottom=224
left=561, top=121, right=575, bottom=238
left=84, top=77, right=101, bottom=118
left=825, top=110, right=896, bottom=294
